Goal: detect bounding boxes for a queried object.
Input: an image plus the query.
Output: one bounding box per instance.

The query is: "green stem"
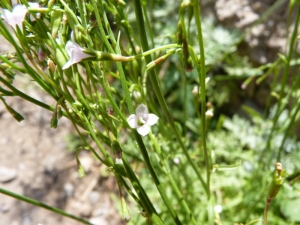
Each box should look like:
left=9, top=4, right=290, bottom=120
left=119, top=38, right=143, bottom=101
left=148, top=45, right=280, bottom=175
left=192, top=0, right=211, bottom=197
left=261, top=4, right=300, bottom=163
left=0, top=188, right=92, bottom=225
left=149, top=132, right=198, bottom=225
left=263, top=201, right=270, bottom=225
left=142, top=2, right=155, bottom=48
left=277, top=98, right=300, bottom=161
left=0, top=55, right=26, bottom=73
left=0, top=20, right=56, bottom=98
left=134, top=131, right=182, bottom=224
left=133, top=0, right=208, bottom=198
left=0, top=76, right=54, bottom=111
left=88, top=3, right=164, bottom=223
left=121, top=156, right=164, bottom=224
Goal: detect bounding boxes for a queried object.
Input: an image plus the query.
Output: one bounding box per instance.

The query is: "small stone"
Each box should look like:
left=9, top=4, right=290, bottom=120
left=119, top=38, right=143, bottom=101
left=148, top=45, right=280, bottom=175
left=21, top=214, right=31, bottom=225
left=89, top=191, right=100, bottom=205
left=89, top=217, right=108, bottom=225
left=0, top=203, right=10, bottom=213
left=0, top=166, right=17, bottom=183
left=63, top=182, right=74, bottom=197
left=80, top=156, right=93, bottom=173
left=43, top=157, right=56, bottom=174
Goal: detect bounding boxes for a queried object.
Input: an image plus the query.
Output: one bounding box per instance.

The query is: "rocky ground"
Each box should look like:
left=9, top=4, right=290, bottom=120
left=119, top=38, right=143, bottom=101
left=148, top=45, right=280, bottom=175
left=0, top=87, right=124, bottom=225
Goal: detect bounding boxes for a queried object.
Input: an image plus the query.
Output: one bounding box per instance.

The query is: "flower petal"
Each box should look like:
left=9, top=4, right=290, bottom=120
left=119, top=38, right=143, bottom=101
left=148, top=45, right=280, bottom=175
left=63, top=41, right=91, bottom=69
left=137, top=125, right=150, bottom=136
left=2, top=9, right=13, bottom=22
left=12, top=5, right=27, bottom=30
left=28, top=3, right=40, bottom=21
left=65, top=41, right=77, bottom=57
left=62, top=60, right=73, bottom=70
left=135, top=104, right=148, bottom=117
left=147, top=114, right=159, bottom=126
left=28, top=2, right=39, bottom=8
left=127, top=114, right=137, bottom=128
left=2, top=5, right=27, bottom=31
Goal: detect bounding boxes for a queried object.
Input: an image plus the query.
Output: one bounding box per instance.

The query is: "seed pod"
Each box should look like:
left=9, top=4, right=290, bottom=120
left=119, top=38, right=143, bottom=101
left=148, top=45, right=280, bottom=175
left=267, top=162, right=286, bottom=201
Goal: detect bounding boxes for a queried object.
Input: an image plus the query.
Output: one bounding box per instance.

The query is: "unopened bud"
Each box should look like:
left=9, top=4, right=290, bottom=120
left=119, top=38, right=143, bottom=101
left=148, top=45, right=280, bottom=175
left=47, top=59, right=56, bottom=73
left=192, top=86, right=198, bottom=96
left=276, top=162, right=282, bottom=176
left=132, top=90, right=142, bottom=102
left=173, top=157, right=180, bottom=164
left=206, top=102, right=212, bottom=108
left=205, top=109, right=214, bottom=118
left=107, top=107, right=114, bottom=115
left=115, top=158, right=123, bottom=164
left=38, top=47, right=46, bottom=62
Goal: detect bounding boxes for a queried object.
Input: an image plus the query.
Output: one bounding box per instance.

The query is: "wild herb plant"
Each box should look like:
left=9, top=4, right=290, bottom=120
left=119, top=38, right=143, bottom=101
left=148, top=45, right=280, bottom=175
left=0, top=0, right=300, bottom=224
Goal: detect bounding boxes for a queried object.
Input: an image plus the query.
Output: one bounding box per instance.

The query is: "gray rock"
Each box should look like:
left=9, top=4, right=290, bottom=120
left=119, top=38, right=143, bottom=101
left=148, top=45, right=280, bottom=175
left=0, top=203, right=10, bottom=213
left=0, top=166, right=17, bottom=183
left=89, top=217, right=109, bottom=225
left=89, top=191, right=100, bottom=205
left=63, top=182, right=74, bottom=197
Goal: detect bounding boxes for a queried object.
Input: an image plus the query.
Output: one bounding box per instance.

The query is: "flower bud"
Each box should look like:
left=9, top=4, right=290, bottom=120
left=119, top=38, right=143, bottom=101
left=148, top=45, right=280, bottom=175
left=192, top=86, right=198, bottom=96
left=205, top=109, right=214, bottom=118
left=47, top=59, right=56, bottom=73
left=38, top=47, right=46, bottom=62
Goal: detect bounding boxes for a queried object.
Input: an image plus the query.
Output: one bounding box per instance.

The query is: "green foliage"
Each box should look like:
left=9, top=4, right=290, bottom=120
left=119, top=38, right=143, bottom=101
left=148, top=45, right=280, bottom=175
left=1, top=0, right=300, bottom=224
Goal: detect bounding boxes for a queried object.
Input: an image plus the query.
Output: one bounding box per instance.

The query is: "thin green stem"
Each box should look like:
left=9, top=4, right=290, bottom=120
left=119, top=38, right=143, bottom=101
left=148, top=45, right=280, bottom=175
left=142, top=2, right=155, bottom=48
left=0, top=20, right=56, bottom=98
left=0, top=55, right=26, bottom=73
left=192, top=0, right=211, bottom=197
left=88, top=4, right=167, bottom=223
left=121, top=156, right=164, bottom=224
left=0, top=76, right=54, bottom=111
left=0, top=188, right=92, bottom=225
left=277, top=98, right=300, bottom=161
left=133, top=0, right=208, bottom=198
left=149, top=132, right=198, bottom=225
left=134, top=131, right=182, bottom=225
left=261, top=4, right=300, bottom=164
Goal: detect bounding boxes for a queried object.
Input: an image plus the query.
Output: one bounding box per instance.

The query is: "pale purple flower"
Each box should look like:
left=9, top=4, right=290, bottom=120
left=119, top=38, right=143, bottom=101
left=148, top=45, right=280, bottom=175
left=127, top=104, right=159, bottom=136
left=62, top=41, right=91, bottom=70
left=1, top=5, right=27, bottom=31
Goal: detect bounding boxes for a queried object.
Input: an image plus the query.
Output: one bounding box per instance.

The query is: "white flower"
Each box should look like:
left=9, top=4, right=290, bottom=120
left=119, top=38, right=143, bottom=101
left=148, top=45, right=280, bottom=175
left=127, top=104, right=159, bottom=136
left=173, top=157, right=180, bottom=164
left=214, top=205, right=223, bottom=213
left=1, top=5, right=27, bottom=31
left=62, top=41, right=91, bottom=70
left=205, top=109, right=214, bottom=118
left=28, top=2, right=41, bottom=21
left=115, top=158, right=123, bottom=164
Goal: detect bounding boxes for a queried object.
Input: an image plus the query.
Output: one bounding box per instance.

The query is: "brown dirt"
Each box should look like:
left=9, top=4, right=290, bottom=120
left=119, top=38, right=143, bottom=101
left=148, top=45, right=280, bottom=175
left=0, top=64, right=124, bottom=225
